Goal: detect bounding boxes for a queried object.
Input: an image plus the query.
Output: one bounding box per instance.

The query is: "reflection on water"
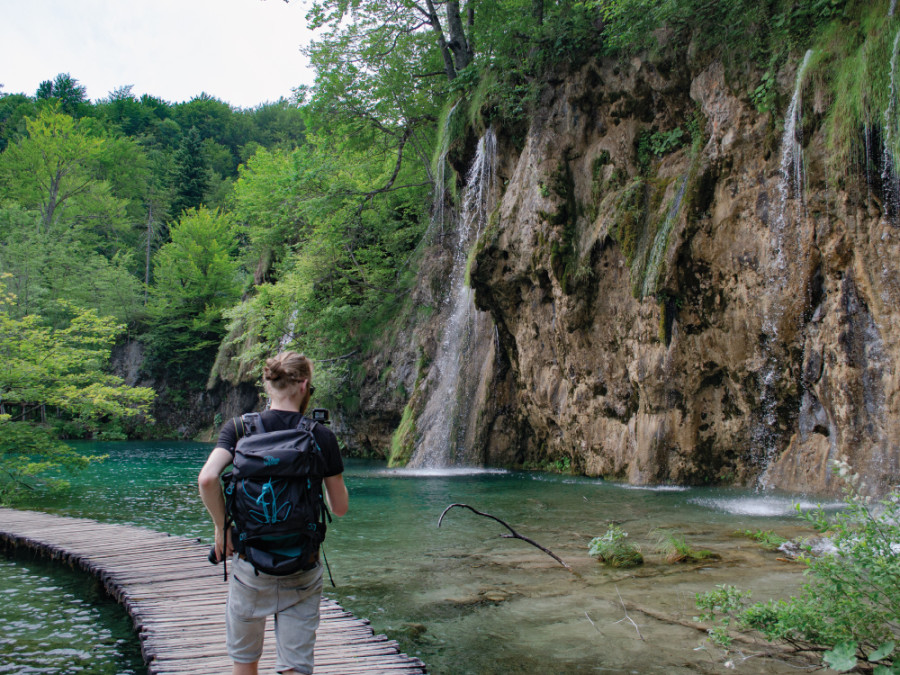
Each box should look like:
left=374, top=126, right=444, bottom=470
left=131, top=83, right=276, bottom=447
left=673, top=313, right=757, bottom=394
left=9, top=443, right=846, bottom=674
left=0, top=551, right=145, bottom=674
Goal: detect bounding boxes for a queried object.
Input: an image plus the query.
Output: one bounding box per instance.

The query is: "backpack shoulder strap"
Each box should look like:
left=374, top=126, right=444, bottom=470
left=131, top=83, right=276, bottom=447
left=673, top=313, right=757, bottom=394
left=240, top=412, right=266, bottom=438
left=297, top=415, right=317, bottom=433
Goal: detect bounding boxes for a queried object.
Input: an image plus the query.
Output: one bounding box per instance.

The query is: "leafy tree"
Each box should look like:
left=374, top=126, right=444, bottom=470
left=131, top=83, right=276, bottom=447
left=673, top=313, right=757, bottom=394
left=0, top=93, right=38, bottom=151
left=0, top=276, right=155, bottom=503
left=0, top=108, right=118, bottom=233
left=242, top=100, right=307, bottom=151
left=0, top=109, right=145, bottom=322
left=173, top=94, right=237, bottom=148
left=305, top=0, right=472, bottom=83
left=35, top=73, right=88, bottom=117
left=98, top=85, right=158, bottom=137
left=145, top=207, right=242, bottom=381
left=0, top=216, right=144, bottom=325
left=214, top=118, right=428, bottom=406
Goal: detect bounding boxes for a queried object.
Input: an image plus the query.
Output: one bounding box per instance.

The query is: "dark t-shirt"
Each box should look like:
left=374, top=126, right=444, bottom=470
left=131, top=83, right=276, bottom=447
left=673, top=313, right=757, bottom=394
left=216, top=409, right=344, bottom=477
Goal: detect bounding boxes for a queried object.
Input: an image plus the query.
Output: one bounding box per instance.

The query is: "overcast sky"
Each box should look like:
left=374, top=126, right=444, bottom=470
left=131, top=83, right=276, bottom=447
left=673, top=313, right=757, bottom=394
left=1, top=0, right=319, bottom=109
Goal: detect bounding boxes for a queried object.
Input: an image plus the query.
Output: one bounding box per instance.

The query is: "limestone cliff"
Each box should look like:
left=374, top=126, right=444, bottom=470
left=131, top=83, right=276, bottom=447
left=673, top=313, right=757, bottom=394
left=447, top=50, right=900, bottom=495
left=110, top=340, right=259, bottom=440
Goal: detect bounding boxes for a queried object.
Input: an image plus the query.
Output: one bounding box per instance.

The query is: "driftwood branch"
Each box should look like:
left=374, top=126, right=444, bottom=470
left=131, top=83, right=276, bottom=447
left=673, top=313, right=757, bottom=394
left=614, top=585, right=644, bottom=640
left=438, top=503, right=572, bottom=569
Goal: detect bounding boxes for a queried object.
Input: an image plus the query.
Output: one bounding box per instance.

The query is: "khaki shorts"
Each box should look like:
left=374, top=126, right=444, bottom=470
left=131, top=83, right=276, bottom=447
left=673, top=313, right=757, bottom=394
left=226, top=555, right=323, bottom=674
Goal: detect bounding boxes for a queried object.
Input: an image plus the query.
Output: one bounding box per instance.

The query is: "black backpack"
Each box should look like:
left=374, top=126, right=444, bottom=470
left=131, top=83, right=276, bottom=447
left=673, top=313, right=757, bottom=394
left=222, top=413, right=330, bottom=576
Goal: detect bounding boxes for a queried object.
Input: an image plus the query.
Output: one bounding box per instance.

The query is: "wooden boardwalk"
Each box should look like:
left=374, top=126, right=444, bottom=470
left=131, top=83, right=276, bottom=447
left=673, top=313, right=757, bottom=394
left=0, top=508, right=427, bottom=674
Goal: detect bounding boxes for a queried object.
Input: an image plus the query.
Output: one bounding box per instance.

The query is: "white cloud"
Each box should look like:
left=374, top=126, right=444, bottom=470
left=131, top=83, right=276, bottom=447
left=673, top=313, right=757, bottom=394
left=0, top=0, right=318, bottom=108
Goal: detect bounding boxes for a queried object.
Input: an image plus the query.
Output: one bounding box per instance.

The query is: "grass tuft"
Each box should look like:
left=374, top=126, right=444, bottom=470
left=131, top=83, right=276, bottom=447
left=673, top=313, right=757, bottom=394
left=589, top=525, right=644, bottom=568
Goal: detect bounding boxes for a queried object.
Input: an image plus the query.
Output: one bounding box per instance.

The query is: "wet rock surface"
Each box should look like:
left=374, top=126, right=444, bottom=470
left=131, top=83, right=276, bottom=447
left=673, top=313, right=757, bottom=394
left=459, top=55, right=900, bottom=494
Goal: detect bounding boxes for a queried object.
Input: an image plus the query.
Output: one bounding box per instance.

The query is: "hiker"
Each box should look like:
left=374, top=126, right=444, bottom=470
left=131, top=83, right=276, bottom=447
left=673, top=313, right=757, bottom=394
left=199, top=350, right=348, bottom=675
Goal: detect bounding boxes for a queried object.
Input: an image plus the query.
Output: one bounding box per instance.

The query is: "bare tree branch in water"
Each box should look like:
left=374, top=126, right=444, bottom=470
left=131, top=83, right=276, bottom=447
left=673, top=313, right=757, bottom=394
left=438, top=503, right=572, bottom=570
left=614, top=585, right=644, bottom=640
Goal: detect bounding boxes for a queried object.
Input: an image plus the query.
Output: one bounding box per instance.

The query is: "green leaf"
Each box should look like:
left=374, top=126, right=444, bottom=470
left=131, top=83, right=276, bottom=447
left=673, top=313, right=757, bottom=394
left=824, top=642, right=858, bottom=672
left=871, top=642, right=896, bottom=662
left=873, top=666, right=899, bottom=675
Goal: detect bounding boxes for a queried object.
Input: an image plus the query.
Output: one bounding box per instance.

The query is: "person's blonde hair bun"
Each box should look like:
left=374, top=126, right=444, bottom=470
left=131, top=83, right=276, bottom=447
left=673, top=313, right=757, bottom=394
left=262, top=351, right=313, bottom=391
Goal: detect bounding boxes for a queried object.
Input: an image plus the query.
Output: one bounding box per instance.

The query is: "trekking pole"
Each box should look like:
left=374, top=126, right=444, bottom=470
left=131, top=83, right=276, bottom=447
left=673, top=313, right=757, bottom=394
left=321, top=545, right=336, bottom=588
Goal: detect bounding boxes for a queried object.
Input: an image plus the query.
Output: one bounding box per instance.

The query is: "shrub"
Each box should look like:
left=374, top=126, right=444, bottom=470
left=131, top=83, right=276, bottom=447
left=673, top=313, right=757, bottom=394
left=696, top=459, right=900, bottom=673
left=589, top=525, right=644, bottom=568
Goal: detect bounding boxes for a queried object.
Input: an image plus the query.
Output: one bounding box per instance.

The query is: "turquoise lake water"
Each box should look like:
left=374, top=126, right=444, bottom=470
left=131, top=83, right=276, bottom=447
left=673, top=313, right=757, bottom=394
left=2, top=441, right=842, bottom=674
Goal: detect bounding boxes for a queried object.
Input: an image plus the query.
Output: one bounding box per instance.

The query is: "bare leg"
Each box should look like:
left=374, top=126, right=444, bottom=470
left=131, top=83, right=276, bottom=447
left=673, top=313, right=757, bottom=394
left=233, top=662, right=259, bottom=675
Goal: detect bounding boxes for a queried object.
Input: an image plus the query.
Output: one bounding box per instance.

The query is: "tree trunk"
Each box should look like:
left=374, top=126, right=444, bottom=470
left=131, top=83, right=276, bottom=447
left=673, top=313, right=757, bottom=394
left=424, top=0, right=458, bottom=80
left=145, top=205, right=153, bottom=305
left=42, top=171, right=62, bottom=232
left=533, top=0, right=544, bottom=26
left=446, top=1, right=472, bottom=71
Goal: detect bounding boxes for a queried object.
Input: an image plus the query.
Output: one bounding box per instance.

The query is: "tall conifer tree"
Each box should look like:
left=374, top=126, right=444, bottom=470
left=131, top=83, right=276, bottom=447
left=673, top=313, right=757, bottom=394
left=170, top=126, right=208, bottom=217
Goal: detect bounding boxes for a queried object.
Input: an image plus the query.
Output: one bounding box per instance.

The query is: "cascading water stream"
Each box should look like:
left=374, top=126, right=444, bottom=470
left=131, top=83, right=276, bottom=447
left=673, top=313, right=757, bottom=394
left=408, top=128, right=498, bottom=468
left=641, top=176, right=688, bottom=298
left=755, top=50, right=813, bottom=488
left=769, top=50, right=813, bottom=312
left=432, top=102, right=460, bottom=237
left=881, top=30, right=900, bottom=221
left=279, top=309, right=299, bottom=351
left=891, top=0, right=897, bottom=18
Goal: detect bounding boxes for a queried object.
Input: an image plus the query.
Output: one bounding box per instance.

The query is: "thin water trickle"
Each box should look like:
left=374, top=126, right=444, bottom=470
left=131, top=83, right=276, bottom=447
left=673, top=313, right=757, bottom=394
left=278, top=308, right=299, bottom=350
left=881, top=30, right=900, bottom=221
left=641, top=175, right=688, bottom=298
left=8, top=442, right=842, bottom=675
left=755, top=50, right=813, bottom=488
left=432, top=102, right=460, bottom=237
left=891, top=0, right=897, bottom=18
left=409, top=129, right=498, bottom=469
left=878, top=30, right=900, bottom=310
left=772, top=49, right=813, bottom=290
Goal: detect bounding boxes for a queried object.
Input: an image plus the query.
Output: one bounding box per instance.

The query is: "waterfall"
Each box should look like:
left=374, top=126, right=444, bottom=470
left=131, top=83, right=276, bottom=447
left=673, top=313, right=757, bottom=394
left=279, top=309, right=299, bottom=351
left=879, top=30, right=900, bottom=310
left=761, top=49, right=813, bottom=338
left=891, top=0, right=897, bottom=18
left=432, top=102, right=460, bottom=237
left=755, top=51, right=813, bottom=488
left=408, top=129, right=498, bottom=468
left=641, top=176, right=688, bottom=298
left=882, top=30, right=900, bottom=222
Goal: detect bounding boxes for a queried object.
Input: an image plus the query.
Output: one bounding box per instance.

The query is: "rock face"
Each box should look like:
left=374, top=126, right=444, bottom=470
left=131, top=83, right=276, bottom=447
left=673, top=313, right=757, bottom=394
left=109, top=340, right=259, bottom=440
left=462, top=53, right=900, bottom=495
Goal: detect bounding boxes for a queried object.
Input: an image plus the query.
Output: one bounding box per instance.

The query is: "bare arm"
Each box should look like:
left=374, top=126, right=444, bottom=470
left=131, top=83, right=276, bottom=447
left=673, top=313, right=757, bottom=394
left=198, top=446, right=234, bottom=561
left=324, top=474, right=349, bottom=517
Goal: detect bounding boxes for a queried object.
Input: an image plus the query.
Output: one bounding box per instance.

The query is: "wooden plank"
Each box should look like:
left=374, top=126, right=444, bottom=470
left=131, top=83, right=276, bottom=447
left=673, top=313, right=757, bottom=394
left=0, top=507, right=427, bottom=674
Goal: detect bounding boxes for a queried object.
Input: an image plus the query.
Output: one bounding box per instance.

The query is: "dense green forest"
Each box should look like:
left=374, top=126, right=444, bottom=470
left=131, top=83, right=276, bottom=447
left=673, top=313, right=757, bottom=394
left=0, top=0, right=872, bottom=478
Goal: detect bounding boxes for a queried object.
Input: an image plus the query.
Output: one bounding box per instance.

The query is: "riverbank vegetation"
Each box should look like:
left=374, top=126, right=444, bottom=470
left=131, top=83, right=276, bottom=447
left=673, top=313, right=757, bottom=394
left=0, top=276, right=153, bottom=502
left=697, top=467, right=900, bottom=672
